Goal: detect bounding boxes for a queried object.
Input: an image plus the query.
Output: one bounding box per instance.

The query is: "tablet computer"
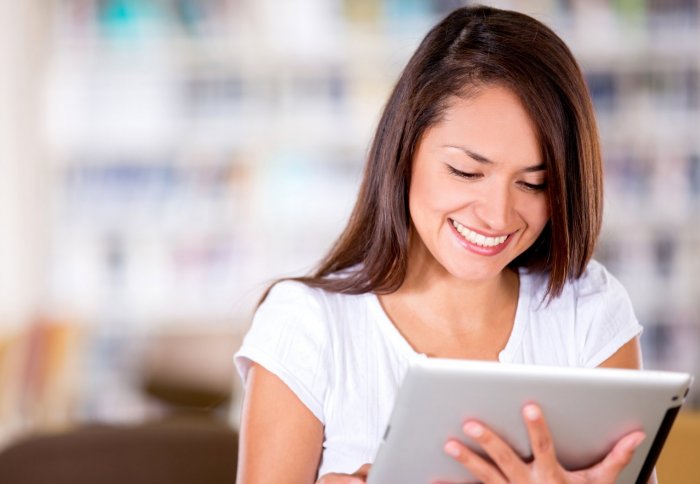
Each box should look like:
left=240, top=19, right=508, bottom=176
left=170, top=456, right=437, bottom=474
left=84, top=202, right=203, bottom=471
left=367, top=359, right=693, bottom=484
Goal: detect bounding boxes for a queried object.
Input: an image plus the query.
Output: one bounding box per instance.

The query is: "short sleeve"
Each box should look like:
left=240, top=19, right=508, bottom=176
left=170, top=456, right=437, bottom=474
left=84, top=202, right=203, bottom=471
left=234, top=281, right=331, bottom=423
left=576, top=262, right=643, bottom=368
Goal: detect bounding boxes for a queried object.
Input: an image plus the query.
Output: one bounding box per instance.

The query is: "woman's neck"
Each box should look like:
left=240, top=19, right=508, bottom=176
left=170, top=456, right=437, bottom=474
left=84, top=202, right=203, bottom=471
left=400, top=264, right=518, bottom=332
left=394, top=236, right=520, bottom=333
left=376, top=242, right=521, bottom=360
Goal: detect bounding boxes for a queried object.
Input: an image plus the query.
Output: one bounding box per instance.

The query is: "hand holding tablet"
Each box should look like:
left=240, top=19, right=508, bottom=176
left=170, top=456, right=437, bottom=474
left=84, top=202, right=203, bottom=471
left=442, top=402, right=645, bottom=483
left=366, top=359, right=693, bottom=484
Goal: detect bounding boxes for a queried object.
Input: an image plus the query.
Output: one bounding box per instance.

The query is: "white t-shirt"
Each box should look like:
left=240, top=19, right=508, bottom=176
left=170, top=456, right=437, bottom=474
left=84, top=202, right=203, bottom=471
left=234, top=260, right=642, bottom=478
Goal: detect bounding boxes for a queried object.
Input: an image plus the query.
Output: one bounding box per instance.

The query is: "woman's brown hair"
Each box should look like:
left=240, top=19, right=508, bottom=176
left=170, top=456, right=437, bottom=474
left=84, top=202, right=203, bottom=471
left=268, top=5, right=602, bottom=301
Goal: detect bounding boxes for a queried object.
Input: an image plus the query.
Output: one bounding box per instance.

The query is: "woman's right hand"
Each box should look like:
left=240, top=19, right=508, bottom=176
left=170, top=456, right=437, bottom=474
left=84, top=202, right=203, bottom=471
left=316, top=464, right=372, bottom=484
left=444, top=403, right=646, bottom=484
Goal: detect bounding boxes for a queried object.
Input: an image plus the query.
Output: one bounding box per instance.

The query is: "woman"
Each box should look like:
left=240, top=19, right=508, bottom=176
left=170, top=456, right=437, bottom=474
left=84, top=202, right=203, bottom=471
left=235, top=5, right=651, bottom=483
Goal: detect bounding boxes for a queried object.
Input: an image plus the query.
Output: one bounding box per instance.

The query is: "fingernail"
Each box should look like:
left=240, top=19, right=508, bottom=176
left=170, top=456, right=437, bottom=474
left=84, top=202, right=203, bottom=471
left=631, top=433, right=646, bottom=449
left=523, top=404, right=540, bottom=421
left=464, top=421, right=484, bottom=438
left=444, top=441, right=461, bottom=457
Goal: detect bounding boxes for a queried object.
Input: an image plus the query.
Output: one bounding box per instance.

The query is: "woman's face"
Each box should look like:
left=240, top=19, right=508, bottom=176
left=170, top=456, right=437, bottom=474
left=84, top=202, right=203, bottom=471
left=408, top=85, right=550, bottom=284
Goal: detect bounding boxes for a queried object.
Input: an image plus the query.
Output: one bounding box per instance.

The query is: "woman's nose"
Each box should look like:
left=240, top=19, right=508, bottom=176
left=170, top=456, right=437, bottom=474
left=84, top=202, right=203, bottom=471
left=474, top=182, right=513, bottom=230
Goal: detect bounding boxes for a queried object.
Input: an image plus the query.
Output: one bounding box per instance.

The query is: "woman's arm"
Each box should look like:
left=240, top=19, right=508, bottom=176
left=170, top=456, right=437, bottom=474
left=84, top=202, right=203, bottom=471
left=597, top=335, right=642, bottom=370
left=236, top=363, right=324, bottom=484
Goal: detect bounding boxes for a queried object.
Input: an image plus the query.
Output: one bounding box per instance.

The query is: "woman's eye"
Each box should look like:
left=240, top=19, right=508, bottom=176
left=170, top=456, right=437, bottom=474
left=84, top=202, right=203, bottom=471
left=519, top=181, right=547, bottom=192
left=447, top=165, right=481, bottom=180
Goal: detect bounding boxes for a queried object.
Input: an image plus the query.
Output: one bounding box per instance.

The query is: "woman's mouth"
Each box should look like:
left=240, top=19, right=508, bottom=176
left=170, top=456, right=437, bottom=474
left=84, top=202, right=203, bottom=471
left=451, top=219, right=509, bottom=247
left=449, top=219, right=513, bottom=255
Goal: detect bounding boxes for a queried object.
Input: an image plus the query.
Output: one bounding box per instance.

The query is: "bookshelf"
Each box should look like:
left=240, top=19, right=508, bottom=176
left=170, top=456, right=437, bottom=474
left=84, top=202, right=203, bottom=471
left=1, top=0, right=698, bottom=444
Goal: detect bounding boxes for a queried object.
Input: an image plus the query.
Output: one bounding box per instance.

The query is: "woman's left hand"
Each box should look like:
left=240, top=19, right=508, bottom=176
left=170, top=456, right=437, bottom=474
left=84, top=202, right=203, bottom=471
left=443, top=403, right=646, bottom=484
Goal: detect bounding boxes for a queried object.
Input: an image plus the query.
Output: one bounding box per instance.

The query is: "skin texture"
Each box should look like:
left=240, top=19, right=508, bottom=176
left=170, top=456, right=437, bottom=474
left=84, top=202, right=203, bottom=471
left=236, top=86, right=653, bottom=483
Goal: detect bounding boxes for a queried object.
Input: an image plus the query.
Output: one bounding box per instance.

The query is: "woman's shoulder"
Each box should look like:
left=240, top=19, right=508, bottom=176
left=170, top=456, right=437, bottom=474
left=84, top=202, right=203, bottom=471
left=568, top=259, right=629, bottom=305
left=263, top=279, right=325, bottom=305
left=516, top=262, right=641, bottom=368
left=260, top=278, right=370, bottom=320
left=521, top=259, right=629, bottom=309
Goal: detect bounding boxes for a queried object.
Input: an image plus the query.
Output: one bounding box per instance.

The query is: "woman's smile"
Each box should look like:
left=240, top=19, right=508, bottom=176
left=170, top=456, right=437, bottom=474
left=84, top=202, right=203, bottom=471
left=449, top=218, right=513, bottom=256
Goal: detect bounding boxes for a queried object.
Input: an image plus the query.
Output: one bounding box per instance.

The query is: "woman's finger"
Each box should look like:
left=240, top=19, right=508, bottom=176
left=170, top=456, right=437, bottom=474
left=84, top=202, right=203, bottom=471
left=521, top=403, right=559, bottom=469
left=459, top=420, right=529, bottom=480
left=444, top=439, right=508, bottom=484
left=582, top=430, right=645, bottom=481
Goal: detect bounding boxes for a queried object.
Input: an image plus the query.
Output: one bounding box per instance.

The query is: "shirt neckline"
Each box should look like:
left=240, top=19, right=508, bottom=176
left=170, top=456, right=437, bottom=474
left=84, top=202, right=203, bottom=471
left=367, top=269, right=530, bottom=363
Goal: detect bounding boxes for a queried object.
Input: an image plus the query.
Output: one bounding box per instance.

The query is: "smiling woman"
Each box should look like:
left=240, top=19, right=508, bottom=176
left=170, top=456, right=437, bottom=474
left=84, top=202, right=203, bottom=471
left=408, top=88, right=550, bottom=287
left=233, top=5, right=649, bottom=484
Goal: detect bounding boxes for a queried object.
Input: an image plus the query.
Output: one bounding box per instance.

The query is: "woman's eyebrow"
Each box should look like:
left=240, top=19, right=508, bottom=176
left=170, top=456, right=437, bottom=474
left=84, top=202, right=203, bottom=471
left=442, top=144, right=546, bottom=172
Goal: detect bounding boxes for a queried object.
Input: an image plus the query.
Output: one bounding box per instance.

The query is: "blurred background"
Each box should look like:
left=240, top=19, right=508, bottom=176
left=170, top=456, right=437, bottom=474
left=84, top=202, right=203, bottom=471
left=0, top=0, right=698, bottom=473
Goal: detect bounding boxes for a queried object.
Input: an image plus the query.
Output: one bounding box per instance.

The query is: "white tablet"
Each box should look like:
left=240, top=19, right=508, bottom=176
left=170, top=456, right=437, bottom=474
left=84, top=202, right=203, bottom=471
left=367, top=359, right=693, bottom=484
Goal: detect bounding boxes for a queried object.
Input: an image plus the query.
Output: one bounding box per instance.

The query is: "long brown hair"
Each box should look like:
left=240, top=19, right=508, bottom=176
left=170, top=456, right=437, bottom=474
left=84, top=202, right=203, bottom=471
left=268, top=5, right=602, bottom=301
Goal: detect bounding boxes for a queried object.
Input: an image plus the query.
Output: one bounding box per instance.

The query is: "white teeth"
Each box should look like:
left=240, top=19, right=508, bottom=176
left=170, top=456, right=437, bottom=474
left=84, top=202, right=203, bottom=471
left=451, top=220, right=508, bottom=248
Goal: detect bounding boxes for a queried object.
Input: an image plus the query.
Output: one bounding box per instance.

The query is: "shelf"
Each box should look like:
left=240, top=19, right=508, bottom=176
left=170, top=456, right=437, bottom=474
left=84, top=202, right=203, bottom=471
left=29, top=0, right=700, bottom=426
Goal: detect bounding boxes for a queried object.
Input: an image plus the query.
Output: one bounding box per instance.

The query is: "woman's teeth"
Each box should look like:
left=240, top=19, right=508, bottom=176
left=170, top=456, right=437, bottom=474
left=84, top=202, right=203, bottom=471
left=452, top=220, right=508, bottom=247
